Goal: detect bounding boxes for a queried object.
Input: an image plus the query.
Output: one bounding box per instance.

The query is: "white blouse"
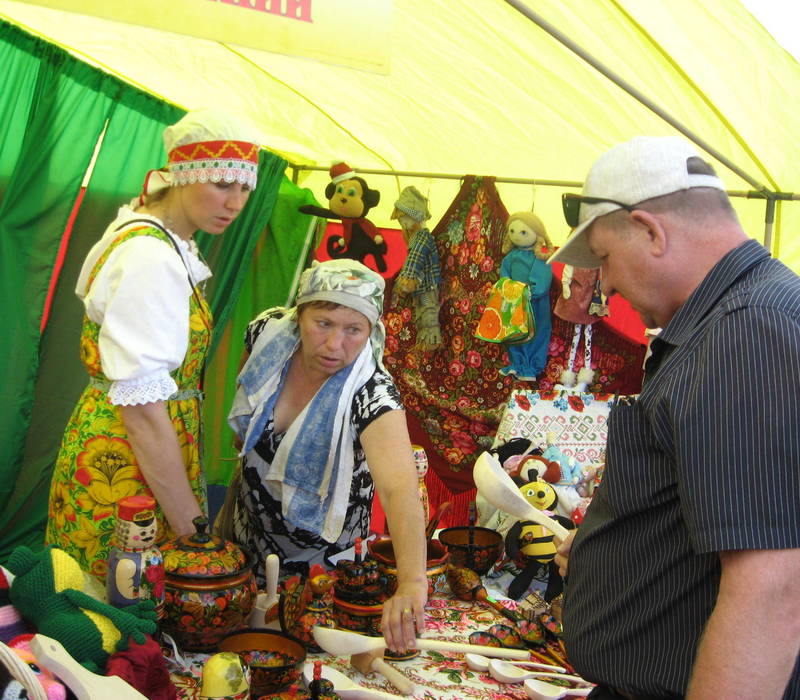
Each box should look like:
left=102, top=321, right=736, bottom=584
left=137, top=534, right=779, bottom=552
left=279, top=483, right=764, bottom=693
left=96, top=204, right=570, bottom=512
left=76, top=204, right=212, bottom=406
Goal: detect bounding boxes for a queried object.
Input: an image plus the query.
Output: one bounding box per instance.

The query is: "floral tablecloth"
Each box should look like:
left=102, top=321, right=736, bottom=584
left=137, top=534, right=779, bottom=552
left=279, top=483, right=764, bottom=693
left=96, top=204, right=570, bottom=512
left=167, top=594, right=589, bottom=699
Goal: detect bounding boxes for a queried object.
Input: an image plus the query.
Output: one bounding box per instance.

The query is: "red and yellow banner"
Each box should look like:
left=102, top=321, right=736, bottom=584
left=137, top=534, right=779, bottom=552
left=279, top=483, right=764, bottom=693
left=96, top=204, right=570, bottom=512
left=22, top=0, right=392, bottom=72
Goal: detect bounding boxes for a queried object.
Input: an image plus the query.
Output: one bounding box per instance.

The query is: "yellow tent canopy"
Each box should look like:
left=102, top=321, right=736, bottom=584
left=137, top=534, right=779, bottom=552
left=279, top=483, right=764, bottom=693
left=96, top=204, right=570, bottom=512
left=2, top=0, right=799, bottom=264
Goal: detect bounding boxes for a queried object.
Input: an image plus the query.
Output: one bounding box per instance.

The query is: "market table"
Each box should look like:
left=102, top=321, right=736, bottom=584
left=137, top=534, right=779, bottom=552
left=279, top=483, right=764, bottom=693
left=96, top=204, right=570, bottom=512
left=166, top=593, right=587, bottom=699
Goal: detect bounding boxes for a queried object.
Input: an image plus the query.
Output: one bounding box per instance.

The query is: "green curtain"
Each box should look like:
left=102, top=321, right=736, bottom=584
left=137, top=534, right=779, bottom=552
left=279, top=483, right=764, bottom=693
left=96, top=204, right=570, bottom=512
left=0, top=20, right=290, bottom=559
left=1, top=92, right=183, bottom=558
left=0, top=24, right=125, bottom=518
left=203, top=177, right=319, bottom=486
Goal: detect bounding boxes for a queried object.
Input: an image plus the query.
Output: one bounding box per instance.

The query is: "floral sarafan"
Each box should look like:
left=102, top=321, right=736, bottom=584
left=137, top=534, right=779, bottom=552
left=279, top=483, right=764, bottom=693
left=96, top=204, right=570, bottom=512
left=45, top=225, right=210, bottom=578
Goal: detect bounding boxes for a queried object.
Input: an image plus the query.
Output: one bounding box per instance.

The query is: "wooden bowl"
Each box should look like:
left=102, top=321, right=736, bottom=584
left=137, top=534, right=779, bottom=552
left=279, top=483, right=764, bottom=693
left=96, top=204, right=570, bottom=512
left=367, top=537, right=449, bottom=596
left=437, top=526, right=504, bottom=575
left=217, top=629, right=306, bottom=696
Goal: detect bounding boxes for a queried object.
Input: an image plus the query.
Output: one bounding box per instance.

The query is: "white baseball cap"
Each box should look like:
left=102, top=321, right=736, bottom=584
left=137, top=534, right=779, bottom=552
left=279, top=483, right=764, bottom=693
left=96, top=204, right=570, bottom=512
left=548, top=136, right=726, bottom=268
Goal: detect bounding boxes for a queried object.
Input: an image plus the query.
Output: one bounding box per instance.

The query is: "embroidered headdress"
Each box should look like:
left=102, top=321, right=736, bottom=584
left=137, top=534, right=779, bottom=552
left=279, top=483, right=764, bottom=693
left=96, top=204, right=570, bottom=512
left=141, top=108, right=260, bottom=199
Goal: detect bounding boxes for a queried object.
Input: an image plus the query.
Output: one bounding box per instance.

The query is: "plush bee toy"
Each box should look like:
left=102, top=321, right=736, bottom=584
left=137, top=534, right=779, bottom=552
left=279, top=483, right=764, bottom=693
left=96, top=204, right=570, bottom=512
left=504, top=467, right=573, bottom=601
left=299, top=161, right=388, bottom=273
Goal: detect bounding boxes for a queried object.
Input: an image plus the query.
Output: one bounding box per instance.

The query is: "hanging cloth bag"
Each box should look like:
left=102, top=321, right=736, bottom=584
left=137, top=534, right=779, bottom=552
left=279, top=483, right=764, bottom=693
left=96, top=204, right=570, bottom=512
left=475, top=277, right=536, bottom=344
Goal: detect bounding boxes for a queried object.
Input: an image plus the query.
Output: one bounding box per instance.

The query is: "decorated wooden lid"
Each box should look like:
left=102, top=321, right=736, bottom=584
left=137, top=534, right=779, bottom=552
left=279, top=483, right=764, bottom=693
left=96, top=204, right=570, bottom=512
left=161, top=516, right=250, bottom=578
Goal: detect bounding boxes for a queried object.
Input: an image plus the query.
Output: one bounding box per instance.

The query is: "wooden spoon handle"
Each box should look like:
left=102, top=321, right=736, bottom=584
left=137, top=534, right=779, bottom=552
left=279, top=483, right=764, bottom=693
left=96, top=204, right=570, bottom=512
left=370, top=657, right=414, bottom=695
left=415, top=638, right=529, bottom=659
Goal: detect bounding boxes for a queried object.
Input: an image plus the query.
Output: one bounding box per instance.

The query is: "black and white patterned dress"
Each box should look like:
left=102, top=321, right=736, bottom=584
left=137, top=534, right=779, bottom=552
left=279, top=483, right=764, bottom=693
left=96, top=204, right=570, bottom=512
left=231, top=310, right=403, bottom=586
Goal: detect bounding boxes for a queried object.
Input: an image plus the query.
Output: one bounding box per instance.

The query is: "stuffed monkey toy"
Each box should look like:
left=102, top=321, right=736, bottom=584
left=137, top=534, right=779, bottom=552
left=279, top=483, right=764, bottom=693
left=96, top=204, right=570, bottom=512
left=499, top=212, right=553, bottom=380
left=391, top=186, right=442, bottom=349
left=299, top=162, right=388, bottom=272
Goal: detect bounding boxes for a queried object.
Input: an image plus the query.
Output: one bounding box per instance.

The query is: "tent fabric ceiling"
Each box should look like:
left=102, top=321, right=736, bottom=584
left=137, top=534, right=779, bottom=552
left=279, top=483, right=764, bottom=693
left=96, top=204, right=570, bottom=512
left=2, top=0, right=799, bottom=265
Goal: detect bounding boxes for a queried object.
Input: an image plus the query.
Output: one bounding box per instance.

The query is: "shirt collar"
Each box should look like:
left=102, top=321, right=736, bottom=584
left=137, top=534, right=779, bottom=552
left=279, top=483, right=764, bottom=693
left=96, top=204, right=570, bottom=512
left=657, top=239, right=769, bottom=347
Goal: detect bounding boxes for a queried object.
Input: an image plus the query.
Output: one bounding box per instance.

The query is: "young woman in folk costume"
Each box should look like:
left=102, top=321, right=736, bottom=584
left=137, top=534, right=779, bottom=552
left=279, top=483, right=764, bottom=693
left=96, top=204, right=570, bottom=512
left=45, top=109, right=260, bottom=580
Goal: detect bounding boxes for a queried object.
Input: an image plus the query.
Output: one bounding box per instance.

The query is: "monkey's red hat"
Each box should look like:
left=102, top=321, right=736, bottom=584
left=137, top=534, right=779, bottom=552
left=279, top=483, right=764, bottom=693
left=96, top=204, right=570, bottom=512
left=329, top=161, right=355, bottom=184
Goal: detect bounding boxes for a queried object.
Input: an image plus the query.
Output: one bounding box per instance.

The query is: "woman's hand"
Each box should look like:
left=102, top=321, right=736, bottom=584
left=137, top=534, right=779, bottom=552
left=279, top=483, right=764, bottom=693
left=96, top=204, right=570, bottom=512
left=381, top=579, right=428, bottom=653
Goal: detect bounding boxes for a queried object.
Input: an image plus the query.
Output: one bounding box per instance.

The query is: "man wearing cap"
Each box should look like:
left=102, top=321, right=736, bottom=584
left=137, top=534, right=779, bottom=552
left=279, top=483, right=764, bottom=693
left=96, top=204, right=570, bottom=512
left=550, top=137, right=800, bottom=699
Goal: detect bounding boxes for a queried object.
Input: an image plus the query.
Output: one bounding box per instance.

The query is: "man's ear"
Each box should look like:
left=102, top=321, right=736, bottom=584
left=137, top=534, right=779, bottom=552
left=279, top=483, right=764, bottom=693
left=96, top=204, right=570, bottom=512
left=630, top=209, right=668, bottom=257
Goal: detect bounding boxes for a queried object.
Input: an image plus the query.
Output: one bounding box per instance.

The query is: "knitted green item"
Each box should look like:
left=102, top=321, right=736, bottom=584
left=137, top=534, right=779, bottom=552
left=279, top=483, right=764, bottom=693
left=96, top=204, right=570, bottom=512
left=7, top=546, right=157, bottom=673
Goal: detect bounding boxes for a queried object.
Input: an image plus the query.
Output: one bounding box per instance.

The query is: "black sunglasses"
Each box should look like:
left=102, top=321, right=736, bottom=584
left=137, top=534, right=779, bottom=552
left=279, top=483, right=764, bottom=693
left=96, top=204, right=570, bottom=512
left=562, top=193, right=635, bottom=228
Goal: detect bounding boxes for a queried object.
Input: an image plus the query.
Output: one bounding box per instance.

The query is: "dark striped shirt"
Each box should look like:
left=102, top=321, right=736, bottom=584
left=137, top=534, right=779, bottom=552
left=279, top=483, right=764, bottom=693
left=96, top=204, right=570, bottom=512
left=564, top=239, right=800, bottom=698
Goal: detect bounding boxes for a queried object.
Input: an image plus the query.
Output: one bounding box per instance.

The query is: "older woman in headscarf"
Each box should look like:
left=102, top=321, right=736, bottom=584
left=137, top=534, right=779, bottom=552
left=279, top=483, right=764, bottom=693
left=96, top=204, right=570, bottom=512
left=226, top=259, right=427, bottom=651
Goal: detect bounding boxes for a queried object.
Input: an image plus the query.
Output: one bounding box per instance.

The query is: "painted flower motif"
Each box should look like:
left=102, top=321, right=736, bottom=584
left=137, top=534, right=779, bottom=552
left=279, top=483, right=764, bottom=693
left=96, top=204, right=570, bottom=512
left=515, top=394, right=532, bottom=411
left=446, top=220, right=464, bottom=246
left=444, top=447, right=464, bottom=464
left=465, top=350, right=482, bottom=368
left=72, top=518, right=102, bottom=565
left=456, top=297, right=471, bottom=315
left=553, top=394, right=569, bottom=411
left=450, top=431, right=477, bottom=454
left=568, top=395, right=585, bottom=412
left=400, top=306, right=412, bottom=322
left=457, top=247, right=470, bottom=266
left=74, top=436, right=140, bottom=509
left=385, top=313, right=403, bottom=335
left=450, top=315, right=465, bottom=334
left=450, top=335, right=465, bottom=354
left=442, top=413, right=469, bottom=432
left=480, top=255, right=495, bottom=272
left=386, top=335, right=399, bottom=353
left=448, top=359, right=465, bottom=377
left=455, top=396, right=472, bottom=411
left=189, top=311, right=207, bottom=332
left=482, top=366, right=500, bottom=383
left=79, top=337, right=101, bottom=374
left=549, top=335, right=567, bottom=356
left=50, top=480, right=76, bottom=530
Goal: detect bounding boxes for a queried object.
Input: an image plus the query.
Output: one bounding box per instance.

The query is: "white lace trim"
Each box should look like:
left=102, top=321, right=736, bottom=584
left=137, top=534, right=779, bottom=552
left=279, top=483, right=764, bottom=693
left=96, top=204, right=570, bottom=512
left=168, top=161, right=257, bottom=190
left=108, top=372, right=178, bottom=406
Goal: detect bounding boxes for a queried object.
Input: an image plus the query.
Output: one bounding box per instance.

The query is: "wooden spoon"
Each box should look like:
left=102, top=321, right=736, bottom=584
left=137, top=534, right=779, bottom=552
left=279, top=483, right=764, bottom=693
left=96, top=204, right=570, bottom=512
left=302, top=662, right=402, bottom=699
left=473, top=452, right=570, bottom=541
left=488, top=659, right=589, bottom=685
left=350, top=647, right=414, bottom=695
left=465, top=652, right=564, bottom=673
left=446, top=565, right=519, bottom=622
left=312, top=625, right=530, bottom=660
left=29, top=635, right=147, bottom=700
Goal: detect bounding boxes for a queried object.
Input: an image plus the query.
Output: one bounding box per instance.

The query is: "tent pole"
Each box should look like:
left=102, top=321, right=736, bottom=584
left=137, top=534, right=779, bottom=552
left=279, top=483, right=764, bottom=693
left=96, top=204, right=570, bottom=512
left=501, top=0, right=771, bottom=197
left=289, top=164, right=780, bottom=202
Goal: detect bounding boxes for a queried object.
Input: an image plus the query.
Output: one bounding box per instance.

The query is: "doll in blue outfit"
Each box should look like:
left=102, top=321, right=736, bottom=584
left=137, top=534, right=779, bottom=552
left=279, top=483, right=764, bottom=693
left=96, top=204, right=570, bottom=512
left=499, top=211, right=554, bottom=380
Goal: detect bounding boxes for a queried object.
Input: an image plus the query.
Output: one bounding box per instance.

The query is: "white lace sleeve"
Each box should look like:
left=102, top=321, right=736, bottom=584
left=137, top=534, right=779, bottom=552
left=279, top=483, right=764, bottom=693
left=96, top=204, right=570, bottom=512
left=83, top=236, right=192, bottom=406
